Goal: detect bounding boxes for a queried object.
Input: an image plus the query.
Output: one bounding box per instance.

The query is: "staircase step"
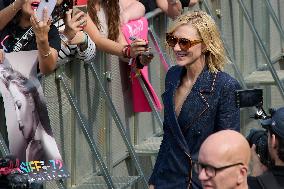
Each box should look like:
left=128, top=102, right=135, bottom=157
left=245, top=70, right=284, bottom=85
left=73, top=176, right=141, bottom=189
left=134, top=136, right=163, bottom=155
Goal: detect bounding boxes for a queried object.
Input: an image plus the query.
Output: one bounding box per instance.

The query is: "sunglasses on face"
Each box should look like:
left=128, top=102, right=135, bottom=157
left=166, top=33, right=203, bottom=51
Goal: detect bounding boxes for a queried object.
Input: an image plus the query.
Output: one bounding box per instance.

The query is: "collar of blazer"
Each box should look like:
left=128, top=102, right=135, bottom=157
left=162, top=65, right=219, bottom=146
left=165, top=65, right=218, bottom=94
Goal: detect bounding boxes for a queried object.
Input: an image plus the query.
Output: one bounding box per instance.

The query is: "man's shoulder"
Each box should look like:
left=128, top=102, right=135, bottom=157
left=248, top=168, right=284, bottom=189
left=248, top=176, right=262, bottom=189
left=216, top=71, right=241, bottom=90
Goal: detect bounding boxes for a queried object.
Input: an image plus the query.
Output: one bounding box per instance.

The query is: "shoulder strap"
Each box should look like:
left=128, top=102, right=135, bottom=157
left=257, top=171, right=281, bottom=189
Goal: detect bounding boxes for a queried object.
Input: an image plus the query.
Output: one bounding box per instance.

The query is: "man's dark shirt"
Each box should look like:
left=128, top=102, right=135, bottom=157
left=248, top=166, right=284, bottom=188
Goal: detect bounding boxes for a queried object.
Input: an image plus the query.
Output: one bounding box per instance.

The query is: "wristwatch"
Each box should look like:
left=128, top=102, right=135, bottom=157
left=168, top=0, right=179, bottom=5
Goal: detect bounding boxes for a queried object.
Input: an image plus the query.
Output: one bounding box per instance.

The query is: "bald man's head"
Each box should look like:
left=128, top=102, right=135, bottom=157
left=197, top=130, right=250, bottom=189
left=200, top=130, right=251, bottom=166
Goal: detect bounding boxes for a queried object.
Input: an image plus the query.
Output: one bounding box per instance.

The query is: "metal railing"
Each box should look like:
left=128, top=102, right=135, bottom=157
left=237, top=0, right=284, bottom=99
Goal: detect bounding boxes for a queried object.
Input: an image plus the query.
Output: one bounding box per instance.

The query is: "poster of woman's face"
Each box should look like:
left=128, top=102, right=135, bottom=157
left=0, top=50, right=68, bottom=181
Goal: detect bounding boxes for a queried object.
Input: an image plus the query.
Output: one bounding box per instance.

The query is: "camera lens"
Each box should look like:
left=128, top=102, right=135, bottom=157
left=246, top=128, right=270, bottom=166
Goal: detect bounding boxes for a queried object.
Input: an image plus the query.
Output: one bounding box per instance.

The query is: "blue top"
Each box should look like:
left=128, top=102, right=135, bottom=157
left=149, top=65, right=241, bottom=189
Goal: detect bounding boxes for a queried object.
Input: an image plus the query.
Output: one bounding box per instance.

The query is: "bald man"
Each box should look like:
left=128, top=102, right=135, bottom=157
left=195, top=130, right=250, bottom=189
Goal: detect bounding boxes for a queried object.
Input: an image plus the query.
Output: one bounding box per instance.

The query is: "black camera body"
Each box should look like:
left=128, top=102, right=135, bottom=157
left=236, top=89, right=271, bottom=167
left=246, top=128, right=270, bottom=166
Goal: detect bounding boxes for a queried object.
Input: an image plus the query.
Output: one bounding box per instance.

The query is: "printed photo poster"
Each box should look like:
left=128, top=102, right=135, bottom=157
left=0, top=50, right=69, bottom=182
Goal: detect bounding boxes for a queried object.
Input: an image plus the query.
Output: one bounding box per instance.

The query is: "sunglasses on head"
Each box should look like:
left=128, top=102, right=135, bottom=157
left=166, top=33, right=203, bottom=51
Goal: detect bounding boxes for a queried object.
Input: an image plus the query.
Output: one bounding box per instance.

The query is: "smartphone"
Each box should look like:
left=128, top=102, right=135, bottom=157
left=235, top=89, right=263, bottom=108
left=72, top=5, right=88, bottom=18
left=36, top=0, right=57, bottom=21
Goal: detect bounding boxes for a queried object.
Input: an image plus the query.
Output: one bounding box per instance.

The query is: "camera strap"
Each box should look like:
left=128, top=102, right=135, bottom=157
left=257, top=171, right=281, bottom=189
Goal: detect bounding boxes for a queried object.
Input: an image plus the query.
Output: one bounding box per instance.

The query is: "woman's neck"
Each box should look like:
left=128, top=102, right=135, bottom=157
left=184, top=56, right=206, bottom=82
left=19, top=14, right=31, bottom=29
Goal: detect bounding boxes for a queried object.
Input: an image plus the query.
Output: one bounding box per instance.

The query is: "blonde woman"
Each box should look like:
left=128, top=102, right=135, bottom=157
left=149, top=11, right=241, bottom=189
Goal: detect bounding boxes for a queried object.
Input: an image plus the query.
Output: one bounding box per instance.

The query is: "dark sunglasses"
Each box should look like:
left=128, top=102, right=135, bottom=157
left=166, top=33, right=203, bottom=51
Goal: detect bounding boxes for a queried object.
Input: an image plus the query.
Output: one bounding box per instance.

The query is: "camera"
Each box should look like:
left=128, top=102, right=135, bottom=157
left=246, top=128, right=270, bottom=166
left=236, top=89, right=272, bottom=167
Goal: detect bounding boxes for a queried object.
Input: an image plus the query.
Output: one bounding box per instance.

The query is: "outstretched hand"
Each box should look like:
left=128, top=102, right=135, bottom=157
left=63, top=9, right=87, bottom=42
left=129, top=38, right=149, bottom=58
left=30, top=8, right=51, bottom=43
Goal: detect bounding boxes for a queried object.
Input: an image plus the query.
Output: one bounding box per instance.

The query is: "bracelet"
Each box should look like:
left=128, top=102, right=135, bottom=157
left=42, top=50, right=51, bottom=58
left=122, top=45, right=131, bottom=58
left=82, top=32, right=88, bottom=45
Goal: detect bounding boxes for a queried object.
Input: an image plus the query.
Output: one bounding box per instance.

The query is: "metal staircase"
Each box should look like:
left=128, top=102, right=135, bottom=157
left=237, top=0, right=284, bottom=99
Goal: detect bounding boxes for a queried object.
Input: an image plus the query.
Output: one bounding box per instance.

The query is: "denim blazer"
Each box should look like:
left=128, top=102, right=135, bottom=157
left=149, top=65, right=241, bottom=189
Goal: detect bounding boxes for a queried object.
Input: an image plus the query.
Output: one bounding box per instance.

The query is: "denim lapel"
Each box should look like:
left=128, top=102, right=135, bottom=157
left=162, top=66, right=190, bottom=155
left=180, top=67, right=218, bottom=133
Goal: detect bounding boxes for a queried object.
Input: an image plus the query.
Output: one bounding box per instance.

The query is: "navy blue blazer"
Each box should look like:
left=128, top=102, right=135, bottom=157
left=149, top=65, right=241, bottom=189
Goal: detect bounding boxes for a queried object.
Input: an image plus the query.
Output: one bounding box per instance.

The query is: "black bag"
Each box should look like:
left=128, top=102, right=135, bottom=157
left=257, top=172, right=282, bottom=189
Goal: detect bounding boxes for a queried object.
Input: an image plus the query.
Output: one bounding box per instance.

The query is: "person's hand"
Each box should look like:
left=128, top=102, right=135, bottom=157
left=30, top=8, right=51, bottom=43
left=129, top=38, right=149, bottom=58
left=149, top=185, right=155, bottom=189
left=0, top=49, right=4, bottom=64
left=63, top=9, right=87, bottom=41
left=250, top=144, right=268, bottom=176
left=189, top=0, right=199, bottom=7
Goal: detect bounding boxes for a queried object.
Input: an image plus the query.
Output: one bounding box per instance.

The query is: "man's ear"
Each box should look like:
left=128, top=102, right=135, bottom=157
left=237, top=166, right=248, bottom=184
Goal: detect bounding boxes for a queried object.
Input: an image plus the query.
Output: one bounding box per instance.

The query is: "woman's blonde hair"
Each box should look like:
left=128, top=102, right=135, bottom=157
left=168, top=11, right=228, bottom=73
